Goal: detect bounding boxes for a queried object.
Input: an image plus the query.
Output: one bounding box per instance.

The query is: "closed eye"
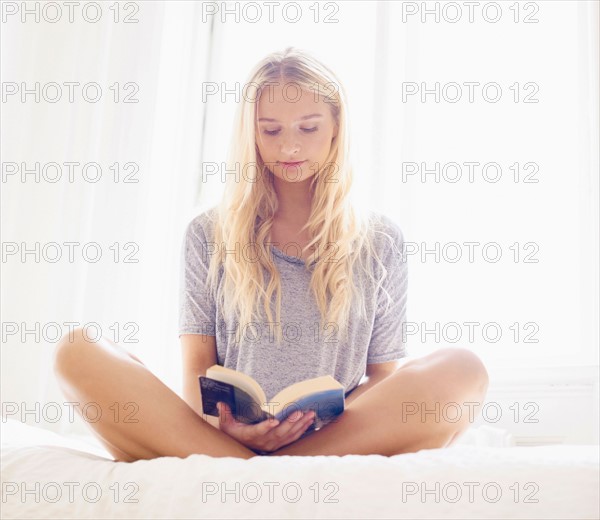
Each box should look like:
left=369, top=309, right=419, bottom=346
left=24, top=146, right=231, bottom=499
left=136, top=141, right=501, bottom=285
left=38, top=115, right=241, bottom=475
left=264, top=127, right=318, bottom=136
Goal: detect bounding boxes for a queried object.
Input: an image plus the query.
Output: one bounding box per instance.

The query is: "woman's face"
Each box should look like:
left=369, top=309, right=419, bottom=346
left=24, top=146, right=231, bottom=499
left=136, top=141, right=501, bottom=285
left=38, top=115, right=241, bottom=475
left=255, top=81, right=338, bottom=184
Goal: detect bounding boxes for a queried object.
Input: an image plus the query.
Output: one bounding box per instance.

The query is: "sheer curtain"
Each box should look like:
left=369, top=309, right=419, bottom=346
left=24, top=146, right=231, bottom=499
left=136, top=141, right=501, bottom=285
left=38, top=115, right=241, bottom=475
left=2, top=1, right=212, bottom=434
left=372, top=0, right=598, bottom=444
left=377, top=0, right=599, bottom=376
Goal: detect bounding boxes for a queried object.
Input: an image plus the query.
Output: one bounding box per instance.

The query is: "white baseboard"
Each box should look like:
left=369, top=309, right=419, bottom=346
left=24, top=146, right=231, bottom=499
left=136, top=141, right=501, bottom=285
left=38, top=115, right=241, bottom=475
left=476, top=366, right=599, bottom=445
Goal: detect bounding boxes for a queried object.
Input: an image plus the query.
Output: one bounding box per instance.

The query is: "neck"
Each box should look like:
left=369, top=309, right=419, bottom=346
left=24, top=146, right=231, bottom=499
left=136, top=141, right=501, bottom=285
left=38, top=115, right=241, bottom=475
left=272, top=175, right=313, bottom=226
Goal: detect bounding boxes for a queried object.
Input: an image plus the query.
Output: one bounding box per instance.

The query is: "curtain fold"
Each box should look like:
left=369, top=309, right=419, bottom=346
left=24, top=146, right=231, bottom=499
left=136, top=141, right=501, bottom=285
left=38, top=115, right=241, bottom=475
left=2, top=2, right=212, bottom=435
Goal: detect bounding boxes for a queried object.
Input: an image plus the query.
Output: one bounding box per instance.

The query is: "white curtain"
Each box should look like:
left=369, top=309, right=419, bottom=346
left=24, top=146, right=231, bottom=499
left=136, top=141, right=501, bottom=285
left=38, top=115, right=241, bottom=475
left=2, top=1, right=212, bottom=434
left=376, top=0, right=599, bottom=375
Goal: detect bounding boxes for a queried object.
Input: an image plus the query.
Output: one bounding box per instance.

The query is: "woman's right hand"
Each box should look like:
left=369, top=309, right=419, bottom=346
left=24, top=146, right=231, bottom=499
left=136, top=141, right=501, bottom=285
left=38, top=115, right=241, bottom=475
left=216, top=402, right=315, bottom=454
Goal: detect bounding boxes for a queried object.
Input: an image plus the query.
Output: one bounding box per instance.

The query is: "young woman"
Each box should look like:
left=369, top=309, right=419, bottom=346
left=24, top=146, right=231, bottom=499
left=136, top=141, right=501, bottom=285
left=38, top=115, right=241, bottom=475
left=54, top=47, right=489, bottom=462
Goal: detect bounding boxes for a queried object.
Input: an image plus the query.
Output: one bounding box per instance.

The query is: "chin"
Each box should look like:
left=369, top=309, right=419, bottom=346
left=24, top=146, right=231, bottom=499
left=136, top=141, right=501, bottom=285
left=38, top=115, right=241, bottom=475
left=276, top=170, right=315, bottom=183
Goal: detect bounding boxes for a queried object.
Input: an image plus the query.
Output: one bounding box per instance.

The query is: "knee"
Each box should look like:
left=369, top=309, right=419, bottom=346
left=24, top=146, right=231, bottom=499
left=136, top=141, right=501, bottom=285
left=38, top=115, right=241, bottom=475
left=424, top=347, right=489, bottom=402
left=411, top=348, right=489, bottom=402
left=408, top=348, right=489, bottom=445
left=53, top=326, right=100, bottom=382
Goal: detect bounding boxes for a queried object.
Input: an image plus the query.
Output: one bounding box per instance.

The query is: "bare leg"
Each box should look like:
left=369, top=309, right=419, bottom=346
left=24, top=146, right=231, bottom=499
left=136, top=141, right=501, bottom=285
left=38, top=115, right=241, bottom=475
left=268, top=348, right=489, bottom=456
left=53, top=327, right=257, bottom=461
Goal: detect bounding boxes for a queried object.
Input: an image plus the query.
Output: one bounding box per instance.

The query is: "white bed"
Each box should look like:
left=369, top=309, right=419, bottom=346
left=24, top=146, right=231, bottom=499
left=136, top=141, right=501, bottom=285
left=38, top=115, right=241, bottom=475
left=1, top=417, right=598, bottom=519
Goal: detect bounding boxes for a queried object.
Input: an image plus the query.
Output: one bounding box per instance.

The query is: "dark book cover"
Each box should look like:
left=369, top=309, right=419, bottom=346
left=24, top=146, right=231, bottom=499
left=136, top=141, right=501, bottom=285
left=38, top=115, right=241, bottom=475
left=199, top=376, right=268, bottom=424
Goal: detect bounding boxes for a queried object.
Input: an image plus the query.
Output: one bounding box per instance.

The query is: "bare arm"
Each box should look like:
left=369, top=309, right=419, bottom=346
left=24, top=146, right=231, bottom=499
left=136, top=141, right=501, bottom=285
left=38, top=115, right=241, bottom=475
left=180, top=334, right=221, bottom=430
left=345, top=360, right=399, bottom=406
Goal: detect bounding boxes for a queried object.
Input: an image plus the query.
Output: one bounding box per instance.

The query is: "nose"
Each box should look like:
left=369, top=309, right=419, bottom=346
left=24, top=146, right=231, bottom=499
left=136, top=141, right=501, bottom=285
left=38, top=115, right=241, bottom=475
left=280, top=134, right=300, bottom=156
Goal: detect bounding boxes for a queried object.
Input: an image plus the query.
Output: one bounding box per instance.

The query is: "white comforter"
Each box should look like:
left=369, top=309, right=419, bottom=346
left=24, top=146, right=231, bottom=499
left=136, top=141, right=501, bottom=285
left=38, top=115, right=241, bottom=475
left=1, top=418, right=598, bottom=519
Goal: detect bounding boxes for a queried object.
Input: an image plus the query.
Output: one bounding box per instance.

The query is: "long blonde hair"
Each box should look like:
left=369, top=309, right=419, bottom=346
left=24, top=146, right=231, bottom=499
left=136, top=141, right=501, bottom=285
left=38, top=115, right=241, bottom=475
left=205, top=47, right=391, bottom=346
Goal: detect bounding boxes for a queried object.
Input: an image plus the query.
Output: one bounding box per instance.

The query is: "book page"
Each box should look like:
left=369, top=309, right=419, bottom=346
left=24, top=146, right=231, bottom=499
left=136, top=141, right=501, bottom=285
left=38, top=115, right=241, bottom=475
left=270, top=375, right=343, bottom=414
left=206, top=365, right=267, bottom=406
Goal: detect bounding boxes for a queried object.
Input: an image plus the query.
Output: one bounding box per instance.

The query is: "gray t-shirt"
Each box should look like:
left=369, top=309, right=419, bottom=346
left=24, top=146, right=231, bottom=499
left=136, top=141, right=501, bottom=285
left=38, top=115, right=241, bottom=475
left=178, top=207, right=408, bottom=402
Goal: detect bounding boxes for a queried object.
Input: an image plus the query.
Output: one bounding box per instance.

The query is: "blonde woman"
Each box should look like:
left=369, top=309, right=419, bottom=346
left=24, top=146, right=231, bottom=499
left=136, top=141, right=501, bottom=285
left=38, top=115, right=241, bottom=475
left=54, top=47, right=489, bottom=461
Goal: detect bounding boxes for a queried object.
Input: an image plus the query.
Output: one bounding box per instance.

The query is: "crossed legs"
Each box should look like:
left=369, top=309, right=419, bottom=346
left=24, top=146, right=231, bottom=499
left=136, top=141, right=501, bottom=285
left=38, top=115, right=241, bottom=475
left=53, top=328, right=489, bottom=461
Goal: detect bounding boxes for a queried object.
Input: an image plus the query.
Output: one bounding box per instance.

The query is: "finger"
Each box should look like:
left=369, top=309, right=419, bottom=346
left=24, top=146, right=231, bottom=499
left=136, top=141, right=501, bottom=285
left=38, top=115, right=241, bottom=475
left=289, top=409, right=304, bottom=421
left=271, top=410, right=306, bottom=438
left=285, top=411, right=315, bottom=439
left=286, top=415, right=316, bottom=444
left=272, top=412, right=315, bottom=451
left=217, top=403, right=235, bottom=428
left=256, top=416, right=280, bottom=435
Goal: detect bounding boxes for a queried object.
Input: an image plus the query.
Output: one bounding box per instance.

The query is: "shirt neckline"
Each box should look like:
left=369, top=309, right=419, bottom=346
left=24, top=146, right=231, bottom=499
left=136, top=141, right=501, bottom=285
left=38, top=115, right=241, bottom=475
left=270, top=244, right=317, bottom=266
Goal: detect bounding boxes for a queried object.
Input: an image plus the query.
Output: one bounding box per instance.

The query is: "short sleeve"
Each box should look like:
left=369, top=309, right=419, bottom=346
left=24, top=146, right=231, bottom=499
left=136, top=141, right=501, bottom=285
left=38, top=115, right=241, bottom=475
left=366, top=221, right=408, bottom=364
left=178, top=216, right=217, bottom=337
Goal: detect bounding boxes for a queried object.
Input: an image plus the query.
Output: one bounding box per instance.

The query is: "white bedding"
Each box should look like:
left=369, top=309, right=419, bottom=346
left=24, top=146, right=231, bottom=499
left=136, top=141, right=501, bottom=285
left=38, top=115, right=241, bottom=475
left=1, top=418, right=598, bottom=519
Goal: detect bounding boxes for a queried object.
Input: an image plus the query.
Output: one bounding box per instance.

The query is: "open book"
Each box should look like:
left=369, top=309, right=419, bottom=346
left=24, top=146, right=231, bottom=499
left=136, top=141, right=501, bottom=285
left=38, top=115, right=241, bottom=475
left=199, top=365, right=345, bottom=432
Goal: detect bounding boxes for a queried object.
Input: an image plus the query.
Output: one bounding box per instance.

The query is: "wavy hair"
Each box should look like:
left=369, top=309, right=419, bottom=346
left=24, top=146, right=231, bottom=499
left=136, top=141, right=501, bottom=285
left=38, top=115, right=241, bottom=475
left=205, top=47, right=391, bottom=346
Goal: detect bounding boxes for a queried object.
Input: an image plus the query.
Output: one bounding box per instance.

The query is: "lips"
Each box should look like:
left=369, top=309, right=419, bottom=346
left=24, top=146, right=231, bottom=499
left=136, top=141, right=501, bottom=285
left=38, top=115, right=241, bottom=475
left=279, top=160, right=306, bottom=167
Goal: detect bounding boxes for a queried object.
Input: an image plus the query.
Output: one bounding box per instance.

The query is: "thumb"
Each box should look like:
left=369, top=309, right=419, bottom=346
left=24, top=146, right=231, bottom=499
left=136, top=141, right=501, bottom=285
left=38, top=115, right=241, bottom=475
left=258, top=416, right=280, bottom=434
left=217, top=403, right=234, bottom=427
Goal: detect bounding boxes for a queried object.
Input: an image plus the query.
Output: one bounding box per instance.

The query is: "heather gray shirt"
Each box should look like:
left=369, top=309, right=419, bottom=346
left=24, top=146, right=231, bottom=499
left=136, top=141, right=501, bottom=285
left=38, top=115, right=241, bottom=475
left=178, top=207, right=408, bottom=402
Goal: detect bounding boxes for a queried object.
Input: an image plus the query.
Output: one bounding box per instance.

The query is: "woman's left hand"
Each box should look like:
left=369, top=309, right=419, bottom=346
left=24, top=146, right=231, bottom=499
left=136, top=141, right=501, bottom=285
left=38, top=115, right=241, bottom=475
left=216, top=402, right=315, bottom=454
